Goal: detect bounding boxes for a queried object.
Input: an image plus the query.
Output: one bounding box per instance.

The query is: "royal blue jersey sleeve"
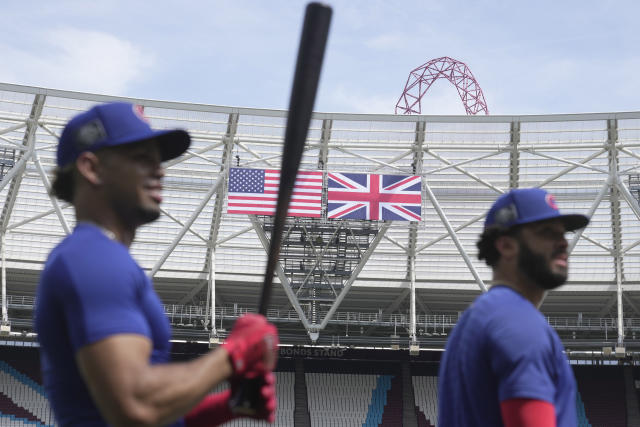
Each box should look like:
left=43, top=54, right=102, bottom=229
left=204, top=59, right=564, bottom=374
left=47, top=241, right=151, bottom=352
left=488, top=308, right=556, bottom=404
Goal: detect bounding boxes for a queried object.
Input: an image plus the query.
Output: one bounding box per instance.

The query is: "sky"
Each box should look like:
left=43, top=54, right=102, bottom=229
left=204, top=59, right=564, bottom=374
left=1, top=0, right=639, bottom=116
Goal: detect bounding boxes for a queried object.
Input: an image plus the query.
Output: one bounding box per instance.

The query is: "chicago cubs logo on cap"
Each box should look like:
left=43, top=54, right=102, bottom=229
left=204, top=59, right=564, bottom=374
left=545, top=193, right=558, bottom=210
left=132, top=104, right=149, bottom=123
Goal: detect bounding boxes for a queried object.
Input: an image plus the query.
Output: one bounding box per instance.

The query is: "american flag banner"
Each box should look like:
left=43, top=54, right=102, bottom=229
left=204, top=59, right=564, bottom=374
left=227, top=168, right=323, bottom=218
left=327, top=172, right=422, bottom=221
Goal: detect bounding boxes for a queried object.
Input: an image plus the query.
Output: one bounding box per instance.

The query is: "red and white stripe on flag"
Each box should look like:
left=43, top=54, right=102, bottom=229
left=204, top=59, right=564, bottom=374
left=227, top=168, right=322, bottom=218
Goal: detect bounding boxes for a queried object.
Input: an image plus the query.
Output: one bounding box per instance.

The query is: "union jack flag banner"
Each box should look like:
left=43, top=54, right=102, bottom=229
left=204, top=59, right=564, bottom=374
left=327, top=172, right=422, bottom=221
left=227, top=168, right=323, bottom=218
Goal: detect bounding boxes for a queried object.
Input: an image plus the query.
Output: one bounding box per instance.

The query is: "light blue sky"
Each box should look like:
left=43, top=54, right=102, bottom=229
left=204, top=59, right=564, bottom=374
left=1, top=1, right=638, bottom=115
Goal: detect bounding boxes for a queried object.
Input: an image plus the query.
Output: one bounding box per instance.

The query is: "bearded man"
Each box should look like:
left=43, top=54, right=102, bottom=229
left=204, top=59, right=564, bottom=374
left=437, top=188, right=589, bottom=427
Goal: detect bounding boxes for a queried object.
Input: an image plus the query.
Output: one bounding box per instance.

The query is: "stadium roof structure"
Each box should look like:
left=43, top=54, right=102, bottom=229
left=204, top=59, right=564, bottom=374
left=2, top=82, right=640, bottom=353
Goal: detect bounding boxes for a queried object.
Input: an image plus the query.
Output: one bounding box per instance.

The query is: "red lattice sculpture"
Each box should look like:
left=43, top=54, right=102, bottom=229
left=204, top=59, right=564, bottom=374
left=395, top=56, right=489, bottom=115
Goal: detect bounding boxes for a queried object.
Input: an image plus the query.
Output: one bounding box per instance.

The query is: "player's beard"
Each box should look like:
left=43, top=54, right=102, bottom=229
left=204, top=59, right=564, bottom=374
left=112, top=197, right=160, bottom=228
left=135, top=205, right=160, bottom=224
left=517, top=238, right=567, bottom=290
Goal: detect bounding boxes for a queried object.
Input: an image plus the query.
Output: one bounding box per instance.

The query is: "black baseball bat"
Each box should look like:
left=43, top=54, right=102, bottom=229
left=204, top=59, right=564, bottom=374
left=259, top=2, right=332, bottom=315
left=230, top=2, right=332, bottom=415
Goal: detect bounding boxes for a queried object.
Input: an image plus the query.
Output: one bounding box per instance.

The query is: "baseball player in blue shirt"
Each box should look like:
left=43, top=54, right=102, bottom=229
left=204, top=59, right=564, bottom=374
left=35, top=103, right=278, bottom=426
left=438, top=188, right=589, bottom=427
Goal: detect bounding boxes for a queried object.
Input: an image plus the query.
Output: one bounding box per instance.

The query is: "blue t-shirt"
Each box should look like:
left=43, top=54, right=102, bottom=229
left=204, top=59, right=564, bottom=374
left=35, top=224, right=183, bottom=426
left=438, top=285, right=577, bottom=427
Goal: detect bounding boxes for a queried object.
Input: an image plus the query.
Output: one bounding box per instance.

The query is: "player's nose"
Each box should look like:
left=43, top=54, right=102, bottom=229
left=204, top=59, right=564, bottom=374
left=557, top=234, right=568, bottom=249
left=154, top=163, right=165, bottom=179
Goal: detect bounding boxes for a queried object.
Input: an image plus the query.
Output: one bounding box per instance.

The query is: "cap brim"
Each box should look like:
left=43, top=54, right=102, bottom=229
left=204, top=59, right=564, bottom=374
left=559, top=214, right=590, bottom=231
left=99, top=128, right=191, bottom=161
left=154, top=129, right=191, bottom=161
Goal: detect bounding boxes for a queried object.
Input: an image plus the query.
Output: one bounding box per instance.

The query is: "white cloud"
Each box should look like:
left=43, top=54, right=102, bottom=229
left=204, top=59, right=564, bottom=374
left=485, top=55, right=640, bottom=114
left=324, top=84, right=395, bottom=114
left=364, top=33, right=407, bottom=50
left=0, top=27, right=153, bottom=95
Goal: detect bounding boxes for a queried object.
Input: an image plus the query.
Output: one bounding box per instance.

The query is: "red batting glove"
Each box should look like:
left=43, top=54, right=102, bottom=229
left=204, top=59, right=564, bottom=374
left=222, top=314, right=279, bottom=378
left=230, top=372, right=277, bottom=423
left=185, top=375, right=278, bottom=426
left=184, top=391, right=234, bottom=427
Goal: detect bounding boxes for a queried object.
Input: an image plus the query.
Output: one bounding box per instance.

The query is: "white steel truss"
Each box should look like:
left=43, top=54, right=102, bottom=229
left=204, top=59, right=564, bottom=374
left=1, top=83, right=640, bottom=346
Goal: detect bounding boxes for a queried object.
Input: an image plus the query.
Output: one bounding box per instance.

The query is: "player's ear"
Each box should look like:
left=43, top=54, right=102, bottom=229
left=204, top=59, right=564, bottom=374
left=75, top=152, right=103, bottom=186
left=495, top=234, right=518, bottom=260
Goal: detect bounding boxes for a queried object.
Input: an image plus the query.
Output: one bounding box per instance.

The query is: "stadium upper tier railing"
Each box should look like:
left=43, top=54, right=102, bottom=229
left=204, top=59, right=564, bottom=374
left=2, top=82, right=640, bottom=346
left=4, top=295, right=640, bottom=349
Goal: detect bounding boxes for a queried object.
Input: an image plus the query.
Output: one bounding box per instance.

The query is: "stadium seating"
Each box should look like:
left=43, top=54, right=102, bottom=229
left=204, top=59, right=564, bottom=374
left=0, top=358, right=53, bottom=426
left=412, top=375, right=438, bottom=427
left=633, top=367, right=640, bottom=413
left=2, top=344, right=637, bottom=427
left=380, top=374, right=403, bottom=426
left=576, top=390, right=592, bottom=427
left=306, top=373, right=379, bottom=426
left=574, top=366, right=626, bottom=427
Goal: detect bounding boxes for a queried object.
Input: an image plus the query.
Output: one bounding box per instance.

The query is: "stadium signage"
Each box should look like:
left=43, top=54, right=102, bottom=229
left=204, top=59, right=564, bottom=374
left=279, top=346, right=345, bottom=358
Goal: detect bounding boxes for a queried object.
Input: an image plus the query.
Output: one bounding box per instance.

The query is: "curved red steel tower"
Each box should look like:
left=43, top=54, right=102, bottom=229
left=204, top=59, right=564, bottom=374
left=395, top=56, right=489, bottom=115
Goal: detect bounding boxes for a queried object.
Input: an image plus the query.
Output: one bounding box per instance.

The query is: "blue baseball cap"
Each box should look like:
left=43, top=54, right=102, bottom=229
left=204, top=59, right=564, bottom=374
left=57, top=102, right=191, bottom=168
left=485, top=188, right=589, bottom=231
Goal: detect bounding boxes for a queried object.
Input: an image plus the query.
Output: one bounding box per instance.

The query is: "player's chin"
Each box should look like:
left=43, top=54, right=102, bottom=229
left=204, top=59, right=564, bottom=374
left=551, top=268, right=568, bottom=284
left=539, top=271, right=568, bottom=290
left=137, top=205, right=161, bottom=224
left=550, top=265, right=568, bottom=280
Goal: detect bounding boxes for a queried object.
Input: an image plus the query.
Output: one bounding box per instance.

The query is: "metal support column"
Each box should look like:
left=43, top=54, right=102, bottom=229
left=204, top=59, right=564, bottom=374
left=318, top=119, right=331, bottom=217
left=318, top=119, right=331, bottom=169
left=182, top=113, right=238, bottom=307
left=509, top=121, right=520, bottom=188
left=203, top=113, right=237, bottom=342
left=409, top=254, right=416, bottom=344
left=607, top=119, right=625, bottom=346
left=408, top=121, right=425, bottom=351
left=0, top=232, right=8, bottom=333
left=209, top=248, right=216, bottom=337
